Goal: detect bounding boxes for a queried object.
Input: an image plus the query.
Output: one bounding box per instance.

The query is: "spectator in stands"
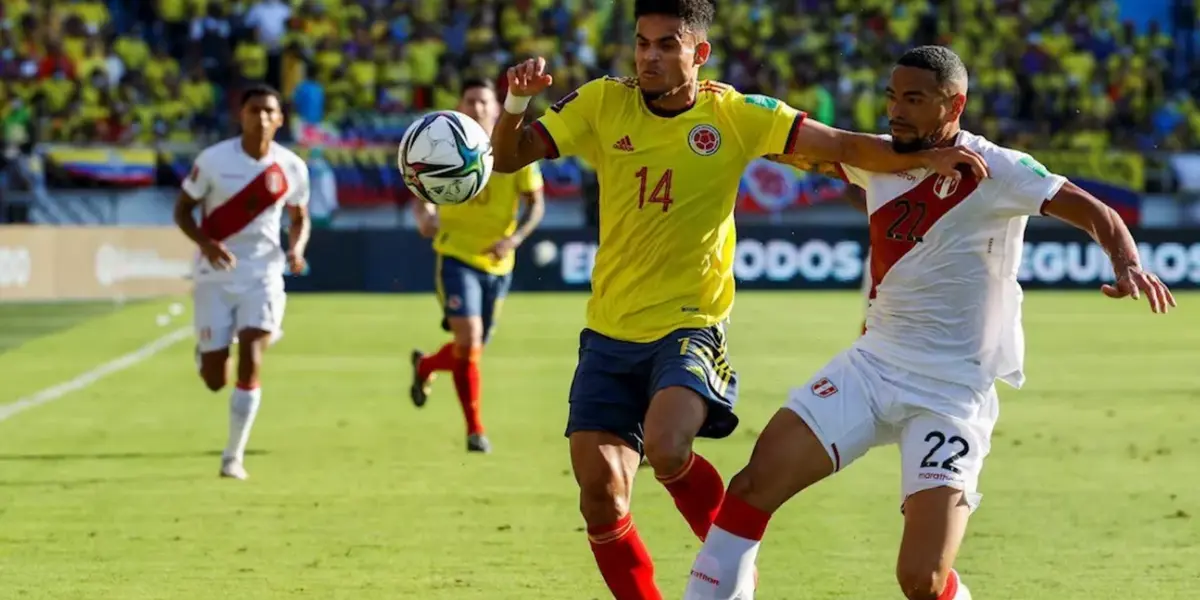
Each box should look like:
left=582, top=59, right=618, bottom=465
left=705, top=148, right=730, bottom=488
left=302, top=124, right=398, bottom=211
left=0, top=0, right=1193, bottom=153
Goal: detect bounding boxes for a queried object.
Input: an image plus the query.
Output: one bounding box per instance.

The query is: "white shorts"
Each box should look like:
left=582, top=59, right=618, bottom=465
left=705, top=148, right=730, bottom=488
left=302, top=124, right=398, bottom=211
left=785, top=347, right=998, bottom=513
left=193, top=279, right=287, bottom=353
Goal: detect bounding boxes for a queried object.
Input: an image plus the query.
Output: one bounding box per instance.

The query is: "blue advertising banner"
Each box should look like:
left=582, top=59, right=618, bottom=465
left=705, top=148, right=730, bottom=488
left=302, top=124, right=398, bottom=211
left=292, top=226, right=1200, bottom=294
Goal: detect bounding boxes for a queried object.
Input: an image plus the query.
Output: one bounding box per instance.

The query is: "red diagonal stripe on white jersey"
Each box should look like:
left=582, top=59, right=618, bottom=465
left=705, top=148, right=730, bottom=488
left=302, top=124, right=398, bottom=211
left=868, top=171, right=980, bottom=299
left=202, top=163, right=289, bottom=241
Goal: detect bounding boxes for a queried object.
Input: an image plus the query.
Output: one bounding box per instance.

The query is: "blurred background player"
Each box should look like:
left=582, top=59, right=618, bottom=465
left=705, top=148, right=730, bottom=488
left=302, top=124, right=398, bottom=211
left=174, top=84, right=311, bottom=481
left=490, top=0, right=989, bottom=596
left=683, top=46, right=1176, bottom=600
left=409, top=77, right=546, bottom=454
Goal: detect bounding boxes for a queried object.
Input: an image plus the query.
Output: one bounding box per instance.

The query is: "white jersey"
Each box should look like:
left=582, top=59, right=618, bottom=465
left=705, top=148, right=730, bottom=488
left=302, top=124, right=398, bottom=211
left=182, top=138, right=310, bottom=283
left=839, top=131, right=1067, bottom=392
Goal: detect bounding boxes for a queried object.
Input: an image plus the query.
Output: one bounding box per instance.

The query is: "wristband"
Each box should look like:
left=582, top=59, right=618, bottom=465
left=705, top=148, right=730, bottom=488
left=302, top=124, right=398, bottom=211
left=504, top=94, right=531, bottom=115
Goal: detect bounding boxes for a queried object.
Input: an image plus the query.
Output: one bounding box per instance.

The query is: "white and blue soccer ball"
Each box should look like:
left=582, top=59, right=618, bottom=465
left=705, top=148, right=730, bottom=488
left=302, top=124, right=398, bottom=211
left=398, top=110, right=494, bottom=206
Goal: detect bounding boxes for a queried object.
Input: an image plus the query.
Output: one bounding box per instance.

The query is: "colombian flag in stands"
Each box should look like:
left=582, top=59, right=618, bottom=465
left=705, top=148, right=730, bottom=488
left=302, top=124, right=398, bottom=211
left=43, top=146, right=157, bottom=186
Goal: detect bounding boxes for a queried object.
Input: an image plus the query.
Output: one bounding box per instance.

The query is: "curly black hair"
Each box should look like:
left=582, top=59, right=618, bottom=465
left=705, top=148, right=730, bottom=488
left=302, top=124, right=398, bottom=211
left=633, top=0, right=715, bottom=33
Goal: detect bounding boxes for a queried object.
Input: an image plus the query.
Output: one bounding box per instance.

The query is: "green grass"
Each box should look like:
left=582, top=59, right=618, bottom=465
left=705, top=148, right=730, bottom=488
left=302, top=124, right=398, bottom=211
left=0, top=291, right=1196, bottom=599
left=0, top=300, right=136, bottom=353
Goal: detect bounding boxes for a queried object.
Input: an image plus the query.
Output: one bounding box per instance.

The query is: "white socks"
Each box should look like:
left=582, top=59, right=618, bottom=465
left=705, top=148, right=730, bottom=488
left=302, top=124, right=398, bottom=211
left=683, top=525, right=760, bottom=599
left=223, top=385, right=261, bottom=461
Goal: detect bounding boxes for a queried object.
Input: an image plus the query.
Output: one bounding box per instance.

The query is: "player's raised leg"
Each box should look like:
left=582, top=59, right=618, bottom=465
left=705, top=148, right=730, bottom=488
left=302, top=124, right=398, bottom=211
left=645, top=326, right=737, bottom=542
left=683, top=410, right=834, bottom=599
left=684, top=350, right=882, bottom=599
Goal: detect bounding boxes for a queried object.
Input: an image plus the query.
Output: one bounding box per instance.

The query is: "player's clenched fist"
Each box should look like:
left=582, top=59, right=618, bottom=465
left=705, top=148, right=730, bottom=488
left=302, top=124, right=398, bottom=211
left=506, top=57, right=554, bottom=97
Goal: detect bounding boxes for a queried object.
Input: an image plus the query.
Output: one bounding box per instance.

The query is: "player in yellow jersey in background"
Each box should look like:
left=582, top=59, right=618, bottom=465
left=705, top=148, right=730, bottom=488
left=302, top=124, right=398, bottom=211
left=490, top=0, right=988, bottom=596
left=410, top=77, right=546, bottom=455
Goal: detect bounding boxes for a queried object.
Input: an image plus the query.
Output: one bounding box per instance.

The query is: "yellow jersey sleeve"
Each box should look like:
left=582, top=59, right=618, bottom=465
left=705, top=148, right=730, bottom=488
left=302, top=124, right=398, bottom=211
left=534, top=78, right=606, bottom=159
left=515, top=161, right=544, bottom=194
left=731, top=93, right=807, bottom=159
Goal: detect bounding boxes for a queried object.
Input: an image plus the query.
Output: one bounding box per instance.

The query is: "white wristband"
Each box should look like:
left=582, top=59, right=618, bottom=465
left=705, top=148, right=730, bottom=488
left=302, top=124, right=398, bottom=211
left=504, top=94, right=531, bottom=115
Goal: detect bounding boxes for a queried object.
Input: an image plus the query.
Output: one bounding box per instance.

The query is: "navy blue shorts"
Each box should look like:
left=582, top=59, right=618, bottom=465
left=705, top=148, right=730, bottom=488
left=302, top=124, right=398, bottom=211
left=565, top=325, right=740, bottom=453
left=436, top=255, right=513, bottom=344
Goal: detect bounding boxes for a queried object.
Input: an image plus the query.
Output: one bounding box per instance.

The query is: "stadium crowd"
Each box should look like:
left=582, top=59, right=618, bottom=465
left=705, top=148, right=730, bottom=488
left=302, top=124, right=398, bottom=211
left=0, top=0, right=1197, bottom=151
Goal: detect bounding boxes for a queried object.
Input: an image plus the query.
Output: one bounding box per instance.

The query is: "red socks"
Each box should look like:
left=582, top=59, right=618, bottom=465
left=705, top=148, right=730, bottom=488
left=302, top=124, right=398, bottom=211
left=657, top=452, right=725, bottom=540
left=452, top=353, right=483, bottom=435
left=417, top=343, right=456, bottom=381
left=939, top=569, right=960, bottom=599
left=587, top=514, right=662, bottom=600
left=713, top=493, right=772, bottom=542
left=417, top=342, right=484, bottom=435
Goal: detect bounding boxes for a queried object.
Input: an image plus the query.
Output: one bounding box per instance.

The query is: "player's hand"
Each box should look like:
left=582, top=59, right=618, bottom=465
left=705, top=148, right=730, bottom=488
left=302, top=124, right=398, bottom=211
left=286, top=251, right=307, bottom=275
left=416, top=211, right=439, bottom=238
left=485, top=236, right=520, bottom=260
left=1102, top=267, right=1176, bottom=314
left=920, top=147, right=990, bottom=181
left=200, top=240, right=235, bottom=270
left=507, top=57, right=554, bottom=97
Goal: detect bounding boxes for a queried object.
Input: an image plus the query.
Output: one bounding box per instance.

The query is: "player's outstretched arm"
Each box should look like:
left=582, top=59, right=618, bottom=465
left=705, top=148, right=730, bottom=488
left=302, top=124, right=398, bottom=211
left=787, top=120, right=990, bottom=181
left=766, top=154, right=867, bottom=213
left=491, top=58, right=555, bottom=174
left=1043, top=182, right=1175, bottom=313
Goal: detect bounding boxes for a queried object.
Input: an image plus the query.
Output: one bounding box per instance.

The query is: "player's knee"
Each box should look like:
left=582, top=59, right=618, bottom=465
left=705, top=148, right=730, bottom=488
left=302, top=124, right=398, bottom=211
left=451, top=338, right=482, bottom=361
left=576, top=468, right=630, bottom=526
left=725, top=467, right=758, bottom=500
left=643, top=428, right=693, bottom=477
left=895, top=561, right=951, bottom=600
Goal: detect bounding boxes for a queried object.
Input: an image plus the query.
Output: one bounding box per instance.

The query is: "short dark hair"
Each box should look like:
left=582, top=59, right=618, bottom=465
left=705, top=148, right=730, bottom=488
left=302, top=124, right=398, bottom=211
left=896, top=46, right=969, bottom=89
left=634, top=0, right=715, bottom=33
left=240, top=83, right=281, bottom=106
left=460, top=77, right=496, bottom=96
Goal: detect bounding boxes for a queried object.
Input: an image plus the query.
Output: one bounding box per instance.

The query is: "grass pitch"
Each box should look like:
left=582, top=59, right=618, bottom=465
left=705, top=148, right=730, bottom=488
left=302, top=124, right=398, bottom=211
left=0, top=292, right=1197, bottom=599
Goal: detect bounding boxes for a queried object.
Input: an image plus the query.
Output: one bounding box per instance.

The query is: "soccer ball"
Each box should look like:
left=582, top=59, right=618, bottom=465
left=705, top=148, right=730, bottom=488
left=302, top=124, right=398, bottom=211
left=398, top=110, right=494, bottom=206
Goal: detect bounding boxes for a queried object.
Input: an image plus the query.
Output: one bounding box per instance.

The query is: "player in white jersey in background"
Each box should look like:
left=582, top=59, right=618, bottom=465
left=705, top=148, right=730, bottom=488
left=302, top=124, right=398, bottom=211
left=684, top=46, right=1175, bottom=600
left=173, top=84, right=311, bottom=481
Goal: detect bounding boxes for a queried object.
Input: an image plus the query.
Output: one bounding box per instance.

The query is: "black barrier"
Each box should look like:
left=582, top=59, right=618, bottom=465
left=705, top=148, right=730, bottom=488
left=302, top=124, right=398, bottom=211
left=293, top=226, right=1200, bottom=293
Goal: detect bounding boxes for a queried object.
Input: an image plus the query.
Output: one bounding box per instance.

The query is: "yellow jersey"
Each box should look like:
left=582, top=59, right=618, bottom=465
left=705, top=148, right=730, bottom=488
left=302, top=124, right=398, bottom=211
left=433, top=163, right=544, bottom=276
left=535, top=77, right=804, bottom=342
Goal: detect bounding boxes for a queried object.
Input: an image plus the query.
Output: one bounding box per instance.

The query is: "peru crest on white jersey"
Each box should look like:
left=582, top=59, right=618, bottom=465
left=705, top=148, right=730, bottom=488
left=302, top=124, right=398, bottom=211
left=182, top=138, right=310, bottom=282
left=837, top=131, right=1067, bottom=392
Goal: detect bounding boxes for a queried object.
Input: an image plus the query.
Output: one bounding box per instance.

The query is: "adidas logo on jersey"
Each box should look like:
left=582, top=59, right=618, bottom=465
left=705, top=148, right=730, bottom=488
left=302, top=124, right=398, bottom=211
left=612, top=136, right=635, bottom=152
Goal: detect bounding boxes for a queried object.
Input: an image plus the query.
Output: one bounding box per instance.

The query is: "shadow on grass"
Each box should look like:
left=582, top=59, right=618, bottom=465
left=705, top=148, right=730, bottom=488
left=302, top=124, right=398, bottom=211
left=0, top=300, right=141, bottom=353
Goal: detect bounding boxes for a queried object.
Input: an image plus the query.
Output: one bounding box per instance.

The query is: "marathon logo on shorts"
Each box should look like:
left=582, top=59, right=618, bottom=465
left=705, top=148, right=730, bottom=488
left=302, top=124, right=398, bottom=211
left=811, top=377, right=838, bottom=398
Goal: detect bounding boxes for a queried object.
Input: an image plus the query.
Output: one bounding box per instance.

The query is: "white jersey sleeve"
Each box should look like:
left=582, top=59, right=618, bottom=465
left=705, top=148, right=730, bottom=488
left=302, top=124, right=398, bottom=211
left=988, top=149, right=1068, bottom=217
left=182, top=150, right=214, bottom=200
left=281, top=153, right=311, bottom=207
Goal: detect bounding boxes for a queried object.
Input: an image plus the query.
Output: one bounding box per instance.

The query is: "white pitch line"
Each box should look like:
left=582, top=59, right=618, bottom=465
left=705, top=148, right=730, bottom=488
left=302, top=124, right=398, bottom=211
left=0, top=326, right=192, bottom=422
